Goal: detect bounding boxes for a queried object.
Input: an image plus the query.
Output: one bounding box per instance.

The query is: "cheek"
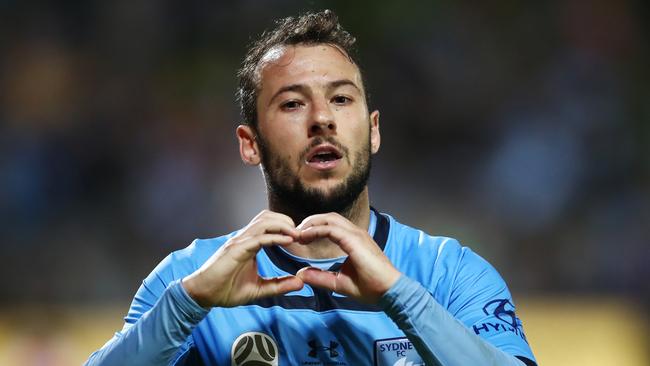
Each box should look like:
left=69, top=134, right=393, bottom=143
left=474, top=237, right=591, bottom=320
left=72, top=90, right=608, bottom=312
left=263, top=134, right=301, bottom=168
left=334, top=107, right=364, bottom=131
left=348, top=118, right=371, bottom=144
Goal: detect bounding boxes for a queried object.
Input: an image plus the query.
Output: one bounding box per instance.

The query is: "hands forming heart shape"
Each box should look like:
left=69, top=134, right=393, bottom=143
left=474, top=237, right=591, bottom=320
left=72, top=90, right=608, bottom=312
left=182, top=210, right=401, bottom=308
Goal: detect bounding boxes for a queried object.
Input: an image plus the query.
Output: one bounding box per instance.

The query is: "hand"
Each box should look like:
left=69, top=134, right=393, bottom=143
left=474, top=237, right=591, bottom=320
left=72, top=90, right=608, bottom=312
left=295, top=213, right=401, bottom=303
left=182, top=210, right=304, bottom=308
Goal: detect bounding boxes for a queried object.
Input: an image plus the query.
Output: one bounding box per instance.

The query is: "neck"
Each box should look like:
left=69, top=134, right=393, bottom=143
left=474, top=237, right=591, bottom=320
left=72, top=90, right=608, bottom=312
left=269, top=188, right=371, bottom=259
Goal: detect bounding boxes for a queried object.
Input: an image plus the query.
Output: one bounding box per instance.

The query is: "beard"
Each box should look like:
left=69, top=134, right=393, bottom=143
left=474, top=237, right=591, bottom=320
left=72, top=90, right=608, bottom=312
left=257, top=132, right=371, bottom=223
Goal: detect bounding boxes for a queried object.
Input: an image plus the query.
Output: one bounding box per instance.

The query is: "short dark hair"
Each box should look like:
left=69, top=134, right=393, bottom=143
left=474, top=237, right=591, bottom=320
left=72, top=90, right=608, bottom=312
left=236, top=9, right=366, bottom=129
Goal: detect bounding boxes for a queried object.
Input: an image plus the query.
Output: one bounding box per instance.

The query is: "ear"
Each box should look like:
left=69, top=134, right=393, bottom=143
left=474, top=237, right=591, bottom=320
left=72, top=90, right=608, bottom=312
left=369, top=110, right=381, bottom=154
left=236, top=125, right=261, bottom=165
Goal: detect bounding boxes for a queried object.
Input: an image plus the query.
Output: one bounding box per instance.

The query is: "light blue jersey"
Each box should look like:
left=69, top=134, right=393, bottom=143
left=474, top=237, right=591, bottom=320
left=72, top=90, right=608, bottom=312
left=87, top=209, right=536, bottom=366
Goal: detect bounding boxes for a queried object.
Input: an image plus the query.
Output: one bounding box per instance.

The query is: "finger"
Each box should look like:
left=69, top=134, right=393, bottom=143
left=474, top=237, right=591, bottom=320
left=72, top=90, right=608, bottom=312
left=295, top=267, right=339, bottom=292
left=297, top=212, right=353, bottom=231
left=260, top=210, right=296, bottom=228
left=297, top=225, right=356, bottom=253
left=248, top=217, right=300, bottom=238
left=235, top=234, right=294, bottom=258
left=296, top=267, right=359, bottom=297
left=256, top=275, right=304, bottom=298
left=253, top=210, right=296, bottom=229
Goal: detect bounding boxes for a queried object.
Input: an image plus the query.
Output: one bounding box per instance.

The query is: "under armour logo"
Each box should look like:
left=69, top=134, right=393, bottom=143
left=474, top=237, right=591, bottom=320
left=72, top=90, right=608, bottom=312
left=308, top=340, right=339, bottom=358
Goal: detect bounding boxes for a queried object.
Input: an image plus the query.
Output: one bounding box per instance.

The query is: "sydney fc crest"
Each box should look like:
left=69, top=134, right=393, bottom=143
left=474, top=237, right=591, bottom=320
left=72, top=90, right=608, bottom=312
left=374, top=337, right=424, bottom=366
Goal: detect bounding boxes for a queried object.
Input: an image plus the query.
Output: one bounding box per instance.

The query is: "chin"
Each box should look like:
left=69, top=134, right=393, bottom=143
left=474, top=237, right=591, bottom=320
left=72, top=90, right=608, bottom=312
left=303, top=178, right=347, bottom=195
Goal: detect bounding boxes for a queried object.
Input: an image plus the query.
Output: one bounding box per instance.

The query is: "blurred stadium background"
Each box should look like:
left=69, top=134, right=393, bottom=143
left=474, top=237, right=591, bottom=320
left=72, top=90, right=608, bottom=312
left=0, top=1, right=648, bottom=365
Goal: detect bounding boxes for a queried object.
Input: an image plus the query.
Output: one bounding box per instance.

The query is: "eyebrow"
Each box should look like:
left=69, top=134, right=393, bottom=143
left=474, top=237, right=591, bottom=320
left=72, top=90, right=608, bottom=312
left=267, top=79, right=362, bottom=106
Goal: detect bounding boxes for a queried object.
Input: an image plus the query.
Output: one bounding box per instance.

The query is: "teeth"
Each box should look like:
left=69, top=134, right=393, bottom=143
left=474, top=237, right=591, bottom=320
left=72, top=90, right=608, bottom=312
left=308, top=147, right=341, bottom=163
left=311, top=152, right=336, bottom=162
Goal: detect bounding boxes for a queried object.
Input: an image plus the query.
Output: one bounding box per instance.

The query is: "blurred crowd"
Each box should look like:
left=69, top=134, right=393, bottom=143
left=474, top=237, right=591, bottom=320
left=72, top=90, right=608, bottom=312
left=1, top=1, right=648, bottom=306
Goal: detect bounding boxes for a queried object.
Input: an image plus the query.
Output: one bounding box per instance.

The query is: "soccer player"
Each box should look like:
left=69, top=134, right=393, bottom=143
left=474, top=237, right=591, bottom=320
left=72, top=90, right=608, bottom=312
left=86, top=10, right=537, bottom=366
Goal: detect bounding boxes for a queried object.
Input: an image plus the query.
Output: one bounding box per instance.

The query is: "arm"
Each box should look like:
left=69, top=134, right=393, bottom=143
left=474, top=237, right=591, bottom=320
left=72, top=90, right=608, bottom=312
left=294, top=213, right=536, bottom=366
left=85, top=280, right=208, bottom=366
left=85, top=210, right=304, bottom=365
left=380, top=275, right=534, bottom=366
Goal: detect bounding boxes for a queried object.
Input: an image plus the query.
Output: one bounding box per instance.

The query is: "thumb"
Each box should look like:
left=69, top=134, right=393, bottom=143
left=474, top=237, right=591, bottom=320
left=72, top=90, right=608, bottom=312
left=296, top=267, right=340, bottom=293
left=256, top=275, right=304, bottom=298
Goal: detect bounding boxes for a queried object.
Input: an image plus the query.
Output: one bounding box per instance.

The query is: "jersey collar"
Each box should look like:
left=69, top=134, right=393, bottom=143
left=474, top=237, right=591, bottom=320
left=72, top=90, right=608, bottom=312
left=262, top=207, right=390, bottom=275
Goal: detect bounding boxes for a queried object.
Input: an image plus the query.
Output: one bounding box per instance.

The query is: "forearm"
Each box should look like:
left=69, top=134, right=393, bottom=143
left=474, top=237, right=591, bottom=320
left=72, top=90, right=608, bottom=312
left=85, top=280, right=209, bottom=366
left=379, top=275, right=526, bottom=366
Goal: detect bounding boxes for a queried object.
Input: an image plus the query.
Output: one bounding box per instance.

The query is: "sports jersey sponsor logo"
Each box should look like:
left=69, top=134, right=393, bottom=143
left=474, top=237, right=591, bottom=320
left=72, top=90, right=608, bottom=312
left=473, top=299, right=528, bottom=342
left=483, top=299, right=518, bottom=327
left=231, top=331, right=279, bottom=366
left=373, top=337, right=424, bottom=366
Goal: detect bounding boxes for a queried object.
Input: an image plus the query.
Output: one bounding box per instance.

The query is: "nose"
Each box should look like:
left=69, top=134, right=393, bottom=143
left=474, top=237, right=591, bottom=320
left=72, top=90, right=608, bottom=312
left=308, top=99, right=336, bottom=137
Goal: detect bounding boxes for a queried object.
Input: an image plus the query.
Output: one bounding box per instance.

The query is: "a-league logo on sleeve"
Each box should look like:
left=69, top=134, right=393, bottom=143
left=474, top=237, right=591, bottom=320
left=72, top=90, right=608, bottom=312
left=231, top=331, right=279, bottom=366
left=373, top=337, right=424, bottom=366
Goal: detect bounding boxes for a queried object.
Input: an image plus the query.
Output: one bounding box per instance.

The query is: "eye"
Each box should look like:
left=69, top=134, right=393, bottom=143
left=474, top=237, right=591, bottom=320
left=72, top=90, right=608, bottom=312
left=331, top=95, right=352, bottom=105
left=280, top=100, right=303, bottom=111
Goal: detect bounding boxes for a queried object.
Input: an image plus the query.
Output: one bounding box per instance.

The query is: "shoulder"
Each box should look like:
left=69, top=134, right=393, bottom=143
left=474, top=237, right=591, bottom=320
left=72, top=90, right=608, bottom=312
left=382, top=212, right=466, bottom=267
left=381, top=212, right=503, bottom=305
left=123, top=231, right=238, bottom=325
left=146, top=231, right=238, bottom=286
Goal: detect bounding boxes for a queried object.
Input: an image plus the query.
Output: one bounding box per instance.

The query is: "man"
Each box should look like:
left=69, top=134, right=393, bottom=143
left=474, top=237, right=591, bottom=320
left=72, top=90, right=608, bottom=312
left=87, top=10, right=536, bottom=366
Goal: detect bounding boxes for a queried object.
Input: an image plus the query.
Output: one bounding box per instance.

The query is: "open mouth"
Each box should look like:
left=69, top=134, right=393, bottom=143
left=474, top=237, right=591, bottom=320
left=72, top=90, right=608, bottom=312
left=305, top=144, right=343, bottom=169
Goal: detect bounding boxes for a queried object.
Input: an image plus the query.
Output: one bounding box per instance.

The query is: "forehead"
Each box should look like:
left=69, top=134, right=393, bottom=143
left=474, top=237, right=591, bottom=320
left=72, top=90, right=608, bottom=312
left=256, top=44, right=363, bottom=95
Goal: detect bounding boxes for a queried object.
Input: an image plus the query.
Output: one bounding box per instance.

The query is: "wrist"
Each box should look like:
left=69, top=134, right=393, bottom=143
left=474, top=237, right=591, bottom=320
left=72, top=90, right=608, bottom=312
left=385, top=268, right=401, bottom=291
left=377, top=267, right=401, bottom=297
left=181, top=275, right=212, bottom=309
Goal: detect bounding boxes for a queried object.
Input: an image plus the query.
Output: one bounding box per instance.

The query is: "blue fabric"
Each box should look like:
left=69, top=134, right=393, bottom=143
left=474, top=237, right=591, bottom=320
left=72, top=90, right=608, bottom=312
left=380, top=275, right=530, bottom=366
left=85, top=279, right=209, bottom=365
left=86, top=211, right=536, bottom=365
left=276, top=209, right=377, bottom=270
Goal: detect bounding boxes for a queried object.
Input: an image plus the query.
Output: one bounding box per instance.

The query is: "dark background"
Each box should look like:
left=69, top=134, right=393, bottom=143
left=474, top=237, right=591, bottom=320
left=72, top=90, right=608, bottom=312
left=1, top=0, right=648, bottom=311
